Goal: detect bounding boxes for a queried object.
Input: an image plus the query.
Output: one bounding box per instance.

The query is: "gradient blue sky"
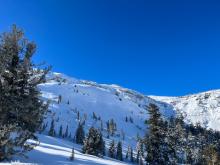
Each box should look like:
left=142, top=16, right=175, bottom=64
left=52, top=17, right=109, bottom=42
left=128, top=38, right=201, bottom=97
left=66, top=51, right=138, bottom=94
left=1, top=0, right=220, bottom=96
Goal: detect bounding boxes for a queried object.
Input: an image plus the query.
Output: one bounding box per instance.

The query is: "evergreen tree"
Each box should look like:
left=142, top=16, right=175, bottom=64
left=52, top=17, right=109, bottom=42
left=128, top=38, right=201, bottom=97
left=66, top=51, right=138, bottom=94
left=186, top=147, right=193, bottom=164
left=92, top=112, right=97, bottom=120
left=39, top=122, right=48, bottom=133
left=136, top=140, right=144, bottom=164
left=83, top=113, right=87, bottom=121
left=136, top=150, right=140, bottom=164
left=116, top=141, right=123, bottom=161
left=59, top=125, right=63, bottom=137
left=0, top=25, right=49, bottom=160
left=42, top=123, right=47, bottom=132
left=139, top=156, right=144, bottom=165
left=77, top=111, right=80, bottom=120
left=109, top=119, right=116, bottom=136
left=0, top=124, right=15, bottom=160
left=64, top=125, right=69, bottom=138
left=100, top=120, right=103, bottom=131
left=114, top=123, right=117, bottom=131
left=165, top=116, right=178, bottom=164
left=121, top=129, right=125, bottom=141
left=108, top=140, right=115, bottom=158
left=58, top=95, right=62, bottom=104
left=200, top=144, right=220, bottom=165
left=82, top=127, right=105, bottom=156
left=68, top=133, right=71, bottom=139
left=172, top=114, right=187, bottom=164
left=101, top=139, right=106, bottom=156
left=106, top=121, right=110, bottom=138
left=130, top=147, right=134, bottom=162
left=144, top=104, right=166, bottom=164
left=126, top=146, right=130, bottom=159
left=70, top=148, right=74, bottom=161
left=48, top=119, right=55, bottom=137
left=75, top=124, right=85, bottom=144
left=129, top=117, right=133, bottom=123
left=136, top=139, right=144, bottom=158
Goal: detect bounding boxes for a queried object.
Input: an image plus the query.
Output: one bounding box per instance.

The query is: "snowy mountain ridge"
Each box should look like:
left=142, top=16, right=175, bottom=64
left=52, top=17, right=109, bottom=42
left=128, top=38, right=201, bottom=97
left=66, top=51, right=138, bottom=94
left=150, top=89, right=220, bottom=131
left=41, top=72, right=220, bottom=136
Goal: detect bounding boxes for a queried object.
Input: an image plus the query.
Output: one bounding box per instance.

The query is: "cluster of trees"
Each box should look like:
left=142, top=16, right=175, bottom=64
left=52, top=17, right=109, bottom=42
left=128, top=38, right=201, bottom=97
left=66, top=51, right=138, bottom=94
left=108, top=140, right=123, bottom=161
left=0, top=26, right=49, bottom=160
left=125, top=116, right=134, bottom=123
left=82, top=127, right=105, bottom=156
left=79, top=125, right=137, bottom=163
left=144, top=103, right=220, bottom=164
left=46, top=95, right=220, bottom=165
left=81, top=126, right=125, bottom=162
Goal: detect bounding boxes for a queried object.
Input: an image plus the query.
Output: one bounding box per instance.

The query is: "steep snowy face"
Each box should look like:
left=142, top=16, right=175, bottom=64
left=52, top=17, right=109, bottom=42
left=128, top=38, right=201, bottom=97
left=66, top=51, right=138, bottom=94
left=151, top=90, right=220, bottom=131
left=39, top=72, right=220, bottom=147
left=38, top=72, right=174, bottom=147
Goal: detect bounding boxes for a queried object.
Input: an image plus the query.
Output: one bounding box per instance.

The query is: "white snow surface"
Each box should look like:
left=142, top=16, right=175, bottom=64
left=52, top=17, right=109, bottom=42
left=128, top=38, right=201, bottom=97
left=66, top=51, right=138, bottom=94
left=1, top=134, right=131, bottom=165
left=39, top=72, right=175, bottom=148
left=40, top=72, right=220, bottom=146
left=150, top=90, right=220, bottom=130
left=3, top=72, right=220, bottom=164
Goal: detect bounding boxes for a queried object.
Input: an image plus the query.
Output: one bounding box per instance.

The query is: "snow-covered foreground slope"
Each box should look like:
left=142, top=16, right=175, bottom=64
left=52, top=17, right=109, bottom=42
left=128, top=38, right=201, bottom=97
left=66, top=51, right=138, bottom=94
left=2, top=134, right=130, bottom=165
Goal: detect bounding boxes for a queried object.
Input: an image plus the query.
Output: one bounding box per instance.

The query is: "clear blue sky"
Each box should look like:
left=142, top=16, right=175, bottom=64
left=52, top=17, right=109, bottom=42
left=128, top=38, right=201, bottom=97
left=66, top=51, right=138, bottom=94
left=1, top=0, right=220, bottom=96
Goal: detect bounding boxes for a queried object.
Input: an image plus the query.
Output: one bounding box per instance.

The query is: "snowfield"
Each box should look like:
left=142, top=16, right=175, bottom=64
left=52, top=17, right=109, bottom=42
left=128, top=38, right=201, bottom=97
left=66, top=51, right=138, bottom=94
left=2, top=72, right=220, bottom=164
left=39, top=72, right=175, bottom=149
left=1, top=134, right=131, bottom=165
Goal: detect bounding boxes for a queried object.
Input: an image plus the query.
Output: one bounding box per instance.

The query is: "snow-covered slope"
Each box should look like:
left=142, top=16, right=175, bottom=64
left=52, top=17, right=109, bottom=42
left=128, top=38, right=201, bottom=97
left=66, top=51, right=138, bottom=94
left=3, top=134, right=131, bottom=165
left=39, top=72, right=174, bottom=148
left=4, top=72, right=175, bottom=165
left=40, top=72, right=220, bottom=145
left=4, top=72, right=220, bottom=165
left=150, top=90, right=220, bottom=131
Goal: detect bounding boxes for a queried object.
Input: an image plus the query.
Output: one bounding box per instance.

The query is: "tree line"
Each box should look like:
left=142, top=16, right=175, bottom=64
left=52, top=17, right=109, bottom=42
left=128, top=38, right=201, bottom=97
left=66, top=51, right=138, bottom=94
left=144, top=103, right=220, bottom=165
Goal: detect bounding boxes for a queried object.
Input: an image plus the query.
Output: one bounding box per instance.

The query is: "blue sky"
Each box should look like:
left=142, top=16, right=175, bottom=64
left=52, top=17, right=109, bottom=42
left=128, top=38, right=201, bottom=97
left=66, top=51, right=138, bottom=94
left=1, top=0, right=220, bottom=96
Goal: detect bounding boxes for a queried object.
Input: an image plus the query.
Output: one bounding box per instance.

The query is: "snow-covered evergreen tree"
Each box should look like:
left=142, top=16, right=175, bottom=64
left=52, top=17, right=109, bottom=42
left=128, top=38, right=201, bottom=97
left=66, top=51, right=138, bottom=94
left=64, top=125, right=69, bottom=138
left=82, top=127, right=105, bottom=157
left=109, top=119, right=117, bottom=136
left=116, top=141, right=123, bottom=161
left=48, top=119, right=55, bottom=137
left=125, top=146, right=130, bottom=160
left=144, top=104, right=167, bottom=164
left=75, top=124, right=85, bottom=144
left=69, top=148, right=74, bottom=161
left=108, top=140, right=115, bottom=158
left=0, top=25, right=49, bottom=160
left=136, top=139, right=144, bottom=164
left=59, top=125, right=63, bottom=137
left=130, top=147, right=134, bottom=162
